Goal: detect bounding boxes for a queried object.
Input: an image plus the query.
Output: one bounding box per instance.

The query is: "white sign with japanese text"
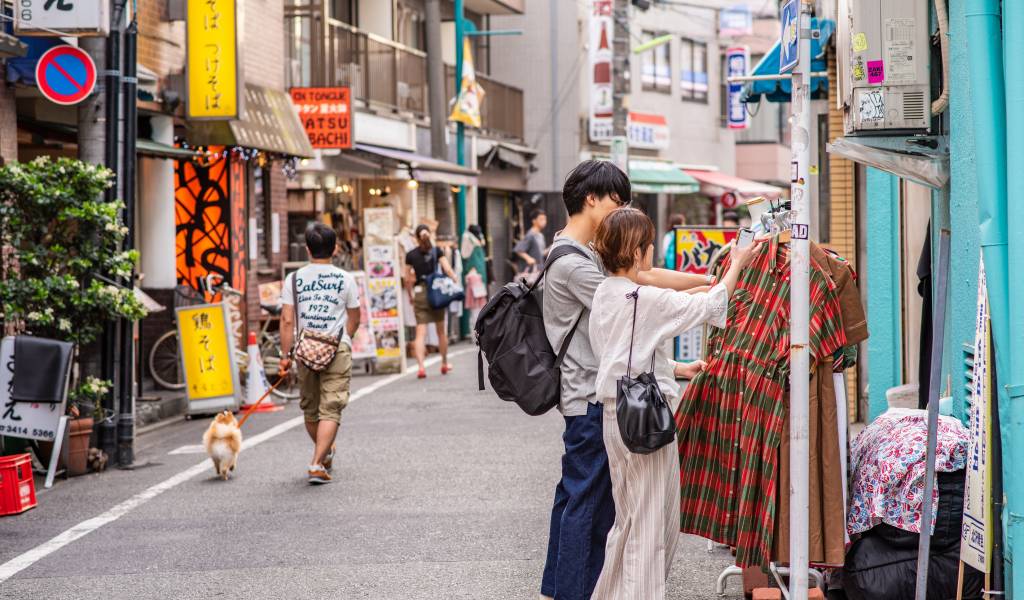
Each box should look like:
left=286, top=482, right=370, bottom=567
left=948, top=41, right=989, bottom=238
left=15, top=0, right=110, bottom=36
left=0, top=337, right=68, bottom=442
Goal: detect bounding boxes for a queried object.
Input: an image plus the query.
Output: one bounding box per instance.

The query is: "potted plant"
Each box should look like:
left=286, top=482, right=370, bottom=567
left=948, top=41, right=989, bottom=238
left=0, top=157, right=147, bottom=469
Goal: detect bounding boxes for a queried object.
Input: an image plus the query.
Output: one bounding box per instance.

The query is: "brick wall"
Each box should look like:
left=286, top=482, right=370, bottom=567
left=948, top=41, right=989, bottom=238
left=0, top=74, right=17, bottom=163
left=245, top=159, right=289, bottom=328
left=138, top=0, right=186, bottom=83
left=827, top=52, right=861, bottom=422
left=241, top=0, right=285, bottom=90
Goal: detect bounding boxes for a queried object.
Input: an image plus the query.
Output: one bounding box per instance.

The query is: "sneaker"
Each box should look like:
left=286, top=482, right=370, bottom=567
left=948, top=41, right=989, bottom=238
left=323, top=444, right=336, bottom=472
left=307, top=465, right=332, bottom=484
left=441, top=363, right=453, bottom=375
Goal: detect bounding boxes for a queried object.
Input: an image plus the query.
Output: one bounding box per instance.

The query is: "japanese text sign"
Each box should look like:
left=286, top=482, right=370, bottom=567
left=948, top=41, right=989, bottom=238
left=290, top=87, right=353, bottom=149
left=15, top=0, right=110, bottom=36
left=186, top=0, right=240, bottom=119
left=176, top=304, right=236, bottom=402
left=726, top=47, right=749, bottom=130
left=0, top=337, right=67, bottom=441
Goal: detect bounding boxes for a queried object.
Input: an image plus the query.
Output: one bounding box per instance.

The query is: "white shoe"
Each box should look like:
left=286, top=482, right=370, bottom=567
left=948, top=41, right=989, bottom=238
left=307, top=464, right=332, bottom=484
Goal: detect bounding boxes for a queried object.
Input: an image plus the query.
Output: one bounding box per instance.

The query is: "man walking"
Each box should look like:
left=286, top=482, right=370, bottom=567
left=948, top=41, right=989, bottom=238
left=515, top=209, right=548, bottom=281
left=541, top=161, right=712, bottom=600
left=279, top=223, right=361, bottom=484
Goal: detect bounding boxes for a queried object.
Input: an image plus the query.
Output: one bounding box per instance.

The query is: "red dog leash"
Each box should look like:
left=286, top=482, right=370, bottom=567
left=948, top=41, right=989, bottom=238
left=236, top=377, right=287, bottom=428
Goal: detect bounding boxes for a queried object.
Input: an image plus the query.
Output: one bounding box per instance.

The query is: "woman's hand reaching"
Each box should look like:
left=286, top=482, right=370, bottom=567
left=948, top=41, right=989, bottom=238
left=674, top=360, right=707, bottom=379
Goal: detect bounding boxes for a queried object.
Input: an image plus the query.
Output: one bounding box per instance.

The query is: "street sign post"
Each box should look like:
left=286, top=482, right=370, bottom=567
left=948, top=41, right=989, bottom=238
left=34, top=46, right=97, bottom=105
left=15, top=0, right=110, bottom=36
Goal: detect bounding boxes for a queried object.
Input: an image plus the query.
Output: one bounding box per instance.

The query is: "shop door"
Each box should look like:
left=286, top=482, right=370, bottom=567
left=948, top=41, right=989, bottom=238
left=485, top=190, right=512, bottom=287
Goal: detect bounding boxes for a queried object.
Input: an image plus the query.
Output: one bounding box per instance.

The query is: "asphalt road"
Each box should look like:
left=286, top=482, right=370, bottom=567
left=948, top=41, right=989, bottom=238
left=0, top=347, right=738, bottom=599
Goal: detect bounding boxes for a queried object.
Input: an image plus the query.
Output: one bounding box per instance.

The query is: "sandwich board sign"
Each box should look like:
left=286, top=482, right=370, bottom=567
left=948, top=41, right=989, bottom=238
left=15, top=0, right=110, bottom=36
left=176, top=303, right=240, bottom=415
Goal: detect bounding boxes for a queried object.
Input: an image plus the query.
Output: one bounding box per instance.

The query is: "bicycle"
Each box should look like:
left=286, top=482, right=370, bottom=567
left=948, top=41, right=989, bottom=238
left=147, top=275, right=300, bottom=401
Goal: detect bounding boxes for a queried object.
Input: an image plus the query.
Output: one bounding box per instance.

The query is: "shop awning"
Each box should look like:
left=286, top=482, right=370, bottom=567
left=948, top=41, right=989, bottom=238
left=741, top=18, right=834, bottom=104
left=137, top=139, right=201, bottom=161
left=478, top=140, right=537, bottom=170
left=5, top=36, right=63, bottom=85
left=630, top=160, right=700, bottom=194
left=0, top=33, right=27, bottom=59
left=354, top=143, right=479, bottom=186
left=683, top=169, right=784, bottom=199
left=187, top=84, right=315, bottom=158
left=827, top=136, right=949, bottom=189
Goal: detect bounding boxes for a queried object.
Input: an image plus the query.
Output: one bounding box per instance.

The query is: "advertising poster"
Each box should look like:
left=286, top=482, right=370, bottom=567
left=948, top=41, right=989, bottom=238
left=961, top=255, right=992, bottom=573
left=673, top=227, right=738, bottom=362
left=176, top=303, right=239, bottom=413
left=350, top=271, right=377, bottom=360
left=363, top=206, right=405, bottom=369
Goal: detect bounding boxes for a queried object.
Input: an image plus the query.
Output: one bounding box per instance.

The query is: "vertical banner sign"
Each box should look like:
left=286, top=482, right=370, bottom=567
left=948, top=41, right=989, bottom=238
left=672, top=227, right=739, bottom=362
left=449, top=39, right=486, bottom=128
left=177, top=303, right=239, bottom=414
left=363, top=207, right=404, bottom=369
left=187, top=0, right=241, bottom=119
left=726, top=47, right=750, bottom=130
left=228, top=157, right=247, bottom=350
left=961, top=255, right=992, bottom=573
left=290, top=87, right=353, bottom=149
left=588, top=0, right=614, bottom=142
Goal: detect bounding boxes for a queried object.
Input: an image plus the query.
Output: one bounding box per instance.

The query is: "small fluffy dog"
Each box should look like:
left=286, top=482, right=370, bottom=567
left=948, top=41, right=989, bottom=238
left=203, top=411, right=242, bottom=480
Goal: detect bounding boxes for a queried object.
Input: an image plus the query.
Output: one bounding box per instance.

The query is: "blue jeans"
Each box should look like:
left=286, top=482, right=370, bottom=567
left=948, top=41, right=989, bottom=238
left=541, top=401, right=616, bottom=600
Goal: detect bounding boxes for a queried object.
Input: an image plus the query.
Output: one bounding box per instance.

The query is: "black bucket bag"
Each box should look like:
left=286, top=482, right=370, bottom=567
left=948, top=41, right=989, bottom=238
left=616, top=288, right=676, bottom=454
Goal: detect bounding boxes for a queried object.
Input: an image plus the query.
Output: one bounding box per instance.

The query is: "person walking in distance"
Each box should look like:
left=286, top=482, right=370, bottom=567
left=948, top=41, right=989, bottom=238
left=515, top=209, right=548, bottom=282
left=540, top=161, right=713, bottom=600
left=279, top=223, right=361, bottom=485
left=404, top=224, right=458, bottom=379
left=588, top=208, right=754, bottom=599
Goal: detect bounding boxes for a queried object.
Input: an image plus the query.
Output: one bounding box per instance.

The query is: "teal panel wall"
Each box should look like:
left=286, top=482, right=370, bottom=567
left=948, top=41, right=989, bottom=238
left=865, top=167, right=902, bottom=421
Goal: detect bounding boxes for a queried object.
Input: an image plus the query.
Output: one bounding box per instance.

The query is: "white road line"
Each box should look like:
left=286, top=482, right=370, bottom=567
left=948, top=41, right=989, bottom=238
left=0, top=348, right=473, bottom=584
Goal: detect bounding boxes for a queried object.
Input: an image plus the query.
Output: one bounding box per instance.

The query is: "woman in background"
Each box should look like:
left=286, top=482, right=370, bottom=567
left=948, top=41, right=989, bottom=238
left=462, top=224, right=489, bottom=324
left=404, top=224, right=457, bottom=378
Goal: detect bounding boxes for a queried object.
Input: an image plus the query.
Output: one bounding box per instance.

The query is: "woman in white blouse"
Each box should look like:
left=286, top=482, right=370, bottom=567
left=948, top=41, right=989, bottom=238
left=588, top=208, right=754, bottom=599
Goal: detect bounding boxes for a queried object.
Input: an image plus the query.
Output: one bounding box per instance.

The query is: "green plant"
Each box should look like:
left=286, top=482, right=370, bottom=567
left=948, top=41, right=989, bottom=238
left=68, top=376, right=112, bottom=420
left=0, top=157, right=147, bottom=345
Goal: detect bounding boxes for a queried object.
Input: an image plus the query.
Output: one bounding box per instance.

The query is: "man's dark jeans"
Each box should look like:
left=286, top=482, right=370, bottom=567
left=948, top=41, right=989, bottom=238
left=540, top=401, right=616, bottom=600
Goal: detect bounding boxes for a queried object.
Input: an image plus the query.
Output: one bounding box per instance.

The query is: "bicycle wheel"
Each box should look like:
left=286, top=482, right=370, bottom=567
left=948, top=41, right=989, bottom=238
left=149, top=330, right=186, bottom=390
left=261, top=332, right=300, bottom=400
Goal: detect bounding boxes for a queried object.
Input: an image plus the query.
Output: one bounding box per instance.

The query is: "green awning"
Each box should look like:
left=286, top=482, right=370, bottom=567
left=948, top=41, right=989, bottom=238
left=629, top=160, right=700, bottom=194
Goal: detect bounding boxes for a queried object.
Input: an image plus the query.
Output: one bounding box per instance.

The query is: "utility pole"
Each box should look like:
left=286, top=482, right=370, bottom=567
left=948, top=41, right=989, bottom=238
left=611, top=0, right=629, bottom=172
left=118, top=18, right=138, bottom=467
left=787, top=1, right=813, bottom=599
left=77, top=38, right=106, bottom=166
left=424, top=0, right=452, bottom=237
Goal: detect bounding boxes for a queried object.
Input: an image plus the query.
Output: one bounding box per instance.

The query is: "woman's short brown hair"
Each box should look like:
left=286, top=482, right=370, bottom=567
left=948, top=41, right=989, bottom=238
left=594, top=207, right=656, bottom=273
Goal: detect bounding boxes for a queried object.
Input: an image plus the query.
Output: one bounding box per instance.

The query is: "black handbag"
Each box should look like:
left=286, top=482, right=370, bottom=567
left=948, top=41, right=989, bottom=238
left=616, top=288, right=676, bottom=454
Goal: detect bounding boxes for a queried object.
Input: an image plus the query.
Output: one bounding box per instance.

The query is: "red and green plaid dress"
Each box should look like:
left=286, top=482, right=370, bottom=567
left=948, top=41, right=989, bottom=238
left=675, top=238, right=847, bottom=568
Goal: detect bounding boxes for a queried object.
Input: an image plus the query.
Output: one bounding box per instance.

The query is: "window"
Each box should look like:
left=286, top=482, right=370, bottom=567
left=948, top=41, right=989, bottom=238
left=251, top=165, right=273, bottom=267
left=396, top=0, right=426, bottom=51
left=640, top=31, right=671, bottom=93
left=330, top=0, right=355, bottom=24
left=679, top=38, right=708, bottom=102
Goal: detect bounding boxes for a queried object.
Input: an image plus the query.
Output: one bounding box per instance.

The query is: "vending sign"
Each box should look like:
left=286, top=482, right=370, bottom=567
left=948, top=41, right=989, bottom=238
left=290, top=87, right=353, bottom=149
left=726, top=47, right=750, bottom=130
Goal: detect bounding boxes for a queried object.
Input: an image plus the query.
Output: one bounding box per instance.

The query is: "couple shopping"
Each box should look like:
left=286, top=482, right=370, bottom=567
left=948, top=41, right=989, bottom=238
left=540, top=160, right=754, bottom=600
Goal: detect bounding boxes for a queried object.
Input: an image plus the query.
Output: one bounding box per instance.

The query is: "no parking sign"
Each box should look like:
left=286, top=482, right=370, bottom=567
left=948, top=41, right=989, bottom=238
left=35, top=46, right=97, bottom=105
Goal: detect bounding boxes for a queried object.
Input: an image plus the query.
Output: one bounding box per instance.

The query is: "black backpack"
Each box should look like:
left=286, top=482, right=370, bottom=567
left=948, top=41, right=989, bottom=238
left=475, top=244, right=589, bottom=415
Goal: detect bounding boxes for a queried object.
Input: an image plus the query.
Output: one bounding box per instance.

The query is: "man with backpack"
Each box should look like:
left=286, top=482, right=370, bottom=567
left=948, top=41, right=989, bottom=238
left=539, top=160, right=711, bottom=600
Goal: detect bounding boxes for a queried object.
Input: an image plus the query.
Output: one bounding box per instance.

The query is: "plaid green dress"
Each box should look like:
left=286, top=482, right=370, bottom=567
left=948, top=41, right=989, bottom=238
left=675, top=237, right=847, bottom=568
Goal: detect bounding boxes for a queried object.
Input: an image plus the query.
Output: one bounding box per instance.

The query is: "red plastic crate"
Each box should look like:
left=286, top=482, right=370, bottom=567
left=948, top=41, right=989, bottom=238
left=0, top=453, right=37, bottom=516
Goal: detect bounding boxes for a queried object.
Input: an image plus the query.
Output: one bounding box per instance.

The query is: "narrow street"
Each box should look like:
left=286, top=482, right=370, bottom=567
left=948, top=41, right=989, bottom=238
left=0, top=348, right=737, bottom=599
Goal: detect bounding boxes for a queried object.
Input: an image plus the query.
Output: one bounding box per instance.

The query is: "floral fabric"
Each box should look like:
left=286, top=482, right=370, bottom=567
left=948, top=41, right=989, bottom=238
left=847, top=408, right=969, bottom=535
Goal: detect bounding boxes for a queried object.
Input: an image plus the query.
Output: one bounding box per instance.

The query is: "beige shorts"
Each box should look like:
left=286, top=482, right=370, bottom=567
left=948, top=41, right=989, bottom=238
left=413, top=286, right=446, bottom=324
left=298, top=344, right=352, bottom=423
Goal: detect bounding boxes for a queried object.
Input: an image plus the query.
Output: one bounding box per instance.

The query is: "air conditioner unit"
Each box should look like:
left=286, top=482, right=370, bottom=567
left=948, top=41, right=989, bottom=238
left=839, top=0, right=931, bottom=134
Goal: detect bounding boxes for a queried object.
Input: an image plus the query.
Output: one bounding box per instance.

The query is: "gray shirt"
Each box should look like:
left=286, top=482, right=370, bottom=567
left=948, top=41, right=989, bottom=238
left=543, top=234, right=606, bottom=417
left=514, top=230, right=547, bottom=271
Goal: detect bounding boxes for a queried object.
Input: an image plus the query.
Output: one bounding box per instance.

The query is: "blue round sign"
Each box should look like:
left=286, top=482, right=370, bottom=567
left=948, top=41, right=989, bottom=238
left=35, top=46, right=97, bottom=106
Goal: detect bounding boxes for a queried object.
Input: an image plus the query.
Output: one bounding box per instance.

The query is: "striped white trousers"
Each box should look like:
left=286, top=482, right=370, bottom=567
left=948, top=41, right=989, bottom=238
left=591, top=401, right=681, bottom=600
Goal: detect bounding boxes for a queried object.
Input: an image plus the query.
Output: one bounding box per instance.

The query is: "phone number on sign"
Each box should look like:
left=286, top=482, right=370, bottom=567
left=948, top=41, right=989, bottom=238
left=1, top=424, right=56, bottom=439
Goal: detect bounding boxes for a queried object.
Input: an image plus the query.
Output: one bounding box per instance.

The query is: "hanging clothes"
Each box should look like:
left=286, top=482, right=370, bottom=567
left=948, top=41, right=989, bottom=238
left=847, top=408, right=969, bottom=536
left=772, top=244, right=868, bottom=567
left=675, top=237, right=848, bottom=568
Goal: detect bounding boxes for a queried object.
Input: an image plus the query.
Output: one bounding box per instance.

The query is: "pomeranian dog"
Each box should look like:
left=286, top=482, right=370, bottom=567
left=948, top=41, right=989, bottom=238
left=203, top=411, right=242, bottom=480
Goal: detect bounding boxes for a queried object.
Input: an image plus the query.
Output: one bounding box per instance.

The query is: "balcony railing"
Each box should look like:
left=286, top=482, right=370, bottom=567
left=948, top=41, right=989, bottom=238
left=286, top=6, right=524, bottom=141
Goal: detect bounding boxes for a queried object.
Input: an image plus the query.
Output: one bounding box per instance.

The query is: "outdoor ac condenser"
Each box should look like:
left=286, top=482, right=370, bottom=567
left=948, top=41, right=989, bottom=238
left=839, top=0, right=931, bottom=134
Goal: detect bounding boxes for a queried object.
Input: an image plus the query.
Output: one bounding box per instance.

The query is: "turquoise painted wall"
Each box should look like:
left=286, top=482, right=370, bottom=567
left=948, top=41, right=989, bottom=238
left=947, top=0, right=981, bottom=423
left=865, top=167, right=902, bottom=421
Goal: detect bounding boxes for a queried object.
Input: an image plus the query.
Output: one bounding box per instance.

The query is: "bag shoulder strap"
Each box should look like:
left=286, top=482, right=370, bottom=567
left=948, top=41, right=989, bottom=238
left=542, top=243, right=591, bottom=368
left=291, top=270, right=300, bottom=342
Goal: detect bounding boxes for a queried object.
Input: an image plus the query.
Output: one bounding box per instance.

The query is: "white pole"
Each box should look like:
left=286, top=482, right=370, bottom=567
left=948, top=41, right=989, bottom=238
left=789, top=2, right=813, bottom=599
